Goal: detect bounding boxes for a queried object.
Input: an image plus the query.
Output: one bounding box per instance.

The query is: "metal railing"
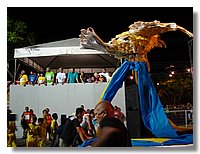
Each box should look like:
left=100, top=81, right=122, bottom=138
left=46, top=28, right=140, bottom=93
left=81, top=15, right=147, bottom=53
left=165, top=110, right=193, bottom=128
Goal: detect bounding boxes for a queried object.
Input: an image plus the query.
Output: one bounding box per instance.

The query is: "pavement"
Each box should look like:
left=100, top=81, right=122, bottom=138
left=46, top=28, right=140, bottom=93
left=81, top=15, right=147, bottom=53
left=16, top=138, right=52, bottom=147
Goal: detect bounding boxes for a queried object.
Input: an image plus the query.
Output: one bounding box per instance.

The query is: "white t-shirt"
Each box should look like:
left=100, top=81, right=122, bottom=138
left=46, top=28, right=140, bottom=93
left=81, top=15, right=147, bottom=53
left=56, top=72, right=66, bottom=83
left=99, top=72, right=110, bottom=82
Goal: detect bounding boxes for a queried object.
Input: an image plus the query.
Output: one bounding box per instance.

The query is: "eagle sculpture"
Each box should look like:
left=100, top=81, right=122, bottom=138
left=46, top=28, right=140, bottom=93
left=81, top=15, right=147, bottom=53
left=79, top=20, right=193, bottom=71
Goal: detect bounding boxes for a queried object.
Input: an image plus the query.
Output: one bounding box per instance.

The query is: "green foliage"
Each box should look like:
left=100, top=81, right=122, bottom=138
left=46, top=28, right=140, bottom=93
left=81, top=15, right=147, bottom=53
left=7, top=17, right=36, bottom=63
left=152, top=72, right=193, bottom=106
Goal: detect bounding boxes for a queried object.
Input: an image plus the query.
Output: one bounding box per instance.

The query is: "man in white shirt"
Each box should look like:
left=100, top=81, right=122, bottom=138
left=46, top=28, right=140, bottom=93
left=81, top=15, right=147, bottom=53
left=99, top=68, right=110, bottom=82
left=56, top=68, right=66, bottom=84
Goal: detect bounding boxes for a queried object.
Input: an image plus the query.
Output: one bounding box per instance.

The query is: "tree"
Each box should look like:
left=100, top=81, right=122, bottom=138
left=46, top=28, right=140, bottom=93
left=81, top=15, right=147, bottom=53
left=152, top=72, right=193, bottom=107
left=7, top=17, right=36, bottom=81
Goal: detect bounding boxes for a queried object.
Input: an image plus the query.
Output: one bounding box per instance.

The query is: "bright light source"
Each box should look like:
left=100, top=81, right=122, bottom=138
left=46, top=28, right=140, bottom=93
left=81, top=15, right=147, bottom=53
left=169, top=74, right=173, bottom=77
left=187, top=68, right=191, bottom=72
left=157, top=82, right=160, bottom=86
left=171, top=71, right=175, bottom=75
left=130, top=76, right=134, bottom=80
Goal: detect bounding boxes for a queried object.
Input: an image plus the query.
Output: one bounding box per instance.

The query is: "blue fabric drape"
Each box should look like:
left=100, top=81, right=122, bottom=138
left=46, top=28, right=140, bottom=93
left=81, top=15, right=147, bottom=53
left=101, top=61, right=178, bottom=137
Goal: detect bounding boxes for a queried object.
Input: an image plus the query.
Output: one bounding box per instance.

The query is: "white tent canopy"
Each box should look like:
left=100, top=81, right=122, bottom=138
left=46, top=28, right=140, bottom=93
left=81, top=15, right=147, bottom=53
left=14, top=38, right=119, bottom=72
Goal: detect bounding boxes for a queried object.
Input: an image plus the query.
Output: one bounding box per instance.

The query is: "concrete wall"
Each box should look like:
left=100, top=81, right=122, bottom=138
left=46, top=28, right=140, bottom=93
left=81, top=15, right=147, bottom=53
left=10, top=83, right=126, bottom=138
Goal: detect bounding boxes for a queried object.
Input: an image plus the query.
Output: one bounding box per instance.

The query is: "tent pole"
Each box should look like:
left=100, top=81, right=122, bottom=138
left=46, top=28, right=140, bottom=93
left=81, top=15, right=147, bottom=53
left=13, top=58, right=17, bottom=84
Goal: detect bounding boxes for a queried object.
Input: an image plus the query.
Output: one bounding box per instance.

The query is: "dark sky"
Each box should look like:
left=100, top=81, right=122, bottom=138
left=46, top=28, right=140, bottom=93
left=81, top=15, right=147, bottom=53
left=7, top=7, right=193, bottom=72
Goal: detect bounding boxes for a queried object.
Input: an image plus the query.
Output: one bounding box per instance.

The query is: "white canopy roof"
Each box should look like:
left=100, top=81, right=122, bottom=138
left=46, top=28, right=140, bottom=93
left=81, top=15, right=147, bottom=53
left=14, top=38, right=118, bottom=71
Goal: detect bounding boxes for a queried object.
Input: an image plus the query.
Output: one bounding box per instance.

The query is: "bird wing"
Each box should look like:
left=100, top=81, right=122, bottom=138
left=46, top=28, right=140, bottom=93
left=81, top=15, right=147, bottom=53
left=79, top=20, right=193, bottom=63
left=128, top=20, right=193, bottom=38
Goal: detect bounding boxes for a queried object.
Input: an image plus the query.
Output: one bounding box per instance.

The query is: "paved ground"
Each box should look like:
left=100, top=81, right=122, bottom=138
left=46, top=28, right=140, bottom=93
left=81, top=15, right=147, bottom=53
left=16, top=138, right=52, bottom=147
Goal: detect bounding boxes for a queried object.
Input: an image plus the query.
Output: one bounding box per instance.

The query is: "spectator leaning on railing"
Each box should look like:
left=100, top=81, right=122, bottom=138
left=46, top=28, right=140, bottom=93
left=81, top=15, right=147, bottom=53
left=56, top=68, right=66, bottom=85
left=18, top=70, right=28, bottom=86
left=67, top=68, right=79, bottom=83
left=45, top=67, right=55, bottom=85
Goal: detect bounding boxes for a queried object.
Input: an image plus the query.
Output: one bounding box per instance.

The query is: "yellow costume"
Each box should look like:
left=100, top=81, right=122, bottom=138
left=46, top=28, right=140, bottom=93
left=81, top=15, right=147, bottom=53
left=38, top=121, right=47, bottom=147
left=26, top=123, right=39, bottom=147
left=7, top=121, right=17, bottom=147
left=19, top=74, right=28, bottom=85
left=38, top=76, right=46, bottom=84
left=50, top=119, right=58, bottom=141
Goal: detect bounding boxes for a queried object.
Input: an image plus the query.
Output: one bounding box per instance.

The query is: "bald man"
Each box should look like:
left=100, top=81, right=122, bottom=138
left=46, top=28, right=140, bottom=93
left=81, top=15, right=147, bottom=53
left=91, top=101, right=132, bottom=147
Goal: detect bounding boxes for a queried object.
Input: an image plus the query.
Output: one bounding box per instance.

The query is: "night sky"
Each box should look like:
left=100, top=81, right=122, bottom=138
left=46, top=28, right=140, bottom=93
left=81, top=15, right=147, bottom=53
left=7, top=7, right=193, bottom=72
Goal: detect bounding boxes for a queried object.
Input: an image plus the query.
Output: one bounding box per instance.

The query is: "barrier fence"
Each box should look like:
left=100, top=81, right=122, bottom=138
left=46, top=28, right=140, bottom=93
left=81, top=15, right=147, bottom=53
left=165, top=110, right=193, bottom=128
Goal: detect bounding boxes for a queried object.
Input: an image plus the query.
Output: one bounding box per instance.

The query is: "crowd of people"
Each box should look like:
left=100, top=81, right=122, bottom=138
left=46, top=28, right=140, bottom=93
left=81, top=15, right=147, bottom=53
left=7, top=103, right=129, bottom=147
left=17, top=67, right=113, bottom=86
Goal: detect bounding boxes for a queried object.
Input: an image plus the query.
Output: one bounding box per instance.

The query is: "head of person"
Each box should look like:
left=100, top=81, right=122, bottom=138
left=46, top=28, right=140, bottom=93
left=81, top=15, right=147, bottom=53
left=94, top=100, right=114, bottom=123
left=70, top=68, right=75, bottom=73
left=30, top=71, right=33, bottom=75
left=59, top=67, right=63, bottom=73
left=52, top=113, right=58, bottom=120
left=75, top=107, right=85, bottom=120
left=32, top=114, right=37, bottom=124
left=40, top=73, right=44, bottom=77
left=89, top=109, right=95, bottom=118
left=80, top=104, right=84, bottom=109
left=108, top=72, right=112, bottom=77
left=80, top=71, right=84, bottom=76
left=21, top=70, right=25, bottom=75
left=61, top=114, right=67, bottom=125
left=94, top=72, right=99, bottom=79
left=102, top=68, right=106, bottom=73
left=30, top=109, right=34, bottom=114
left=25, top=106, right=29, bottom=112
left=45, top=108, right=50, bottom=113
left=42, top=109, right=47, bottom=115
left=46, top=67, right=50, bottom=72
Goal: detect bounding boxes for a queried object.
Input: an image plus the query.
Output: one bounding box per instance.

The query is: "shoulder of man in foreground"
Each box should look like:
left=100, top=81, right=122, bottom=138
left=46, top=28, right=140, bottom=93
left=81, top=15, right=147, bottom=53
left=91, top=126, right=120, bottom=147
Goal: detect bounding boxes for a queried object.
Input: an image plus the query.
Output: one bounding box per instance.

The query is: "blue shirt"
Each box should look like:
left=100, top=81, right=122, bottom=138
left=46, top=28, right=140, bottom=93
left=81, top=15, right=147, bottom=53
left=67, top=72, right=78, bottom=83
left=28, top=74, right=38, bottom=84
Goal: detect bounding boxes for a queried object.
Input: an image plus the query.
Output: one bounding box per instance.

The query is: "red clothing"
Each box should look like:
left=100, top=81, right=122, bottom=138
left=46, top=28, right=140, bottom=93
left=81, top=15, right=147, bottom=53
left=46, top=114, right=52, bottom=126
left=22, top=111, right=33, bottom=124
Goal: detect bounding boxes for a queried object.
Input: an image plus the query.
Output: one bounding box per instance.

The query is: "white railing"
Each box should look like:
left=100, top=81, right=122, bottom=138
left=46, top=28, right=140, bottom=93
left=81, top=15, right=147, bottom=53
left=165, top=110, right=193, bottom=128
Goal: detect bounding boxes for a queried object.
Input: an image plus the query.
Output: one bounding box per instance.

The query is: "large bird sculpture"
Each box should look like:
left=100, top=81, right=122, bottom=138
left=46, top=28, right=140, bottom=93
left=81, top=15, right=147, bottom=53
left=80, top=20, right=193, bottom=71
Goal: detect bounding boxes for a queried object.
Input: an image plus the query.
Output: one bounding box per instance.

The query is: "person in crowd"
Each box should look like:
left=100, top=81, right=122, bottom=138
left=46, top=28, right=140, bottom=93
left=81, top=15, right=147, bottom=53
left=80, top=104, right=85, bottom=110
left=37, top=73, right=46, bottom=85
left=86, top=74, right=93, bottom=83
left=7, top=109, right=17, bottom=147
left=29, top=109, right=36, bottom=122
left=60, top=107, right=92, bottom=147
left=79, top=71, right=87, bottom=83
left=91, top=72, right=100, bottom=83
left=37, top=117, right=47, bottom=147
left=56, top=114, right=67, bottom=147
left=26, top=114, right=39, bottom=147
left=114, top=106, right=126, bottom=125
left=107, top=71, right=113, bottom=82
left=50, top=113, right=59, bottom=146
left=28, top=71, right=38, bottom=85
left=21, top=106, right=32, bottom=139
left=56, top=67, right=66, bottom=85
left=91, top=100, right=132, bottom=147
left=37, top=73, right=40, bottom=79
left=99, top=68, right=110, bottom=82
left=43, top=108, right=52, bottom=141
left=66, top=68, right=79, bottom=83
left=80, top=109, right=96, bottom=137
left=99, top=75, right=107, bottom=82
left=18, top=70, right=28, bottom=86
left=45, top=67, right=55, bottom=85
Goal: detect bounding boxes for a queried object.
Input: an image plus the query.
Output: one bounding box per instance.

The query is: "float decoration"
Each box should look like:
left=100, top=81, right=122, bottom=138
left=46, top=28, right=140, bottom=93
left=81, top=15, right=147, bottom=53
left=80, top=20, right=193, bottom=71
